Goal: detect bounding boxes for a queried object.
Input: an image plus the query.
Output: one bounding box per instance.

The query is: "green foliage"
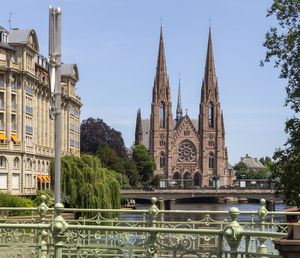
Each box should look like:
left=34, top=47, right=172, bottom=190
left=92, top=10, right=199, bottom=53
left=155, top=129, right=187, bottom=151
left=50, top=154, right=120, bottom=210
left=261, top=0, right=299, bottom=112
left=122, top=158, right=140, bottom=187
left=132, top=145, right=156, bottom=183
left=149, top=174, right=163, bottom=187
left=0, top=193, right=33, bottom=216
left=96, top=142, right=125, bottom=174
left=234, top=162, right=268, bottom=179
left=262, top=0, right=300, bottom=206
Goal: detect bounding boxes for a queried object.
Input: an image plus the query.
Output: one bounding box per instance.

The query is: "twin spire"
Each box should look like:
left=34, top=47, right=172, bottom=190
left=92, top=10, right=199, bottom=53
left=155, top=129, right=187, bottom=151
left=154, top=26, right=218, bottom=111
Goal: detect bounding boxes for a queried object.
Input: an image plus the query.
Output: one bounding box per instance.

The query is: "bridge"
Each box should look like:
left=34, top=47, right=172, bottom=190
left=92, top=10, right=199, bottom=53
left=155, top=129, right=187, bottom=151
left=121, top=188, right=283, bottom=210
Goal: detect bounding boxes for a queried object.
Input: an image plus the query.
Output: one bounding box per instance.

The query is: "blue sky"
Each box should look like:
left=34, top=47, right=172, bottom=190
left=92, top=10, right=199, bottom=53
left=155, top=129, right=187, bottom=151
left=1, top=0, right=293, bottom=164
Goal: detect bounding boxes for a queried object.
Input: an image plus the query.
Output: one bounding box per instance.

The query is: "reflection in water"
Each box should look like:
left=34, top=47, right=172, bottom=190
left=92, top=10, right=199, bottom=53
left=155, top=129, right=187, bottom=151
left=121, top=202, right=290, bottom=223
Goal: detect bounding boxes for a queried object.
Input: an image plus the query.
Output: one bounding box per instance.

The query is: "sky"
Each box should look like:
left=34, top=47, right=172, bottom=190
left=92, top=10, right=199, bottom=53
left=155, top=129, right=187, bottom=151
left=1, top=0, right=293, bottom=165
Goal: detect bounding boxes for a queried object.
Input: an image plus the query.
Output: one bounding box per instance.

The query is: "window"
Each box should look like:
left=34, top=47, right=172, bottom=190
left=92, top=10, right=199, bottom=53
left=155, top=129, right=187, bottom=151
left=12, top=173, right=19, bottom=189
left=160, top=140, right=165, bottom=146
left=209, top=102, right=214, bottom=128
left=209, top=141, right=215, bottom=147
left=0, top=173, right=7, bottom=189
left=160, top=152, right=166, bottom=168
left=178, top=141, right=196, bottom=162
left=159, top=102, right=165, bottom=128
left=209, top=153, right=214, bottom=169
left=13, top=157, right=19, bottom=169
left=25, top=174, right=32, bottom=188
left=0, top=156, right=6, bottom=168
left=26, top=158, right=32, bottom=170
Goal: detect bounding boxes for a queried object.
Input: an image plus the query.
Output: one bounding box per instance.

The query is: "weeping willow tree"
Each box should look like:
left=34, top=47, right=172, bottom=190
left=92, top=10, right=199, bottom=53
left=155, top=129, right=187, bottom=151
left=49, top=154, right=120, bottom=210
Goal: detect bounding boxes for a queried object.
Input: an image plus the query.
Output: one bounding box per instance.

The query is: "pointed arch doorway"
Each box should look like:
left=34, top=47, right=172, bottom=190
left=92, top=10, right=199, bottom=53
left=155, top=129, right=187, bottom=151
left=194, top=173, right=202, bottom=188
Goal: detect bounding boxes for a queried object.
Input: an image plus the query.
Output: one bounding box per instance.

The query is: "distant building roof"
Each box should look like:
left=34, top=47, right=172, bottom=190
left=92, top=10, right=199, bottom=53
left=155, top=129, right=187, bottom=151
left=61, top=64, right=79, bottom=80
left=8, top=29, right=32, bottom=44
left=240, top=154, right=265, bottom=170
left=0, top=25, right=8, bottom=32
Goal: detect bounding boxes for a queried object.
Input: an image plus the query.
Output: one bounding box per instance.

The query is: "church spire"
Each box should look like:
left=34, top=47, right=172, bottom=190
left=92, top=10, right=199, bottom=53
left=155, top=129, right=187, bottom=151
left=153, top=26, right=170, bottom=102
left=135, top=108, right=143, bottom=145
left=204, top=27, right=217, bottom=92
left=176, top=76, right=183, bottom=122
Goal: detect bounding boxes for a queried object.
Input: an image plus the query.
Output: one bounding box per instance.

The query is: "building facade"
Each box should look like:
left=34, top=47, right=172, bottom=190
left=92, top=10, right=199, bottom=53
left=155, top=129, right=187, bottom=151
left=135, top=28, right=234, bottom=188
left=0, top=26, right=82, bottom=195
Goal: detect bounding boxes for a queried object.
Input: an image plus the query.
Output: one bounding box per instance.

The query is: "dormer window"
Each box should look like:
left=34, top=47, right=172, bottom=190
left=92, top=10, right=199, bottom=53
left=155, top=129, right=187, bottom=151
left=0, top=32, right=8, bottom=43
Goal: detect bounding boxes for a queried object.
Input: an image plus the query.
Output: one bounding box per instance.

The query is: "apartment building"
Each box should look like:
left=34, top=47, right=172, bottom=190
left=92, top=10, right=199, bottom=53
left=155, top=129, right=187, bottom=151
left=0, top=25, right=82, bottom=195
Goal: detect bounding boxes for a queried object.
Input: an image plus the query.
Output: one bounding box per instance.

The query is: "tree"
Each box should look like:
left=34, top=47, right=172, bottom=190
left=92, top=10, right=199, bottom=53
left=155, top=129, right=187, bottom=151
left=96, top=142, right=125, bottom=174
left=122, top=158, right=140, bottom=187
left=50, top=155, right=120, bottom=210
left=80, top=117, right=127, bottom=158
left=261, top=0, right=300, bottom=206
left=132, top=145, right=156, bottom=183
left=234, top=162, right=248, bottom=179
left=261, top=0, right=299, bottom=112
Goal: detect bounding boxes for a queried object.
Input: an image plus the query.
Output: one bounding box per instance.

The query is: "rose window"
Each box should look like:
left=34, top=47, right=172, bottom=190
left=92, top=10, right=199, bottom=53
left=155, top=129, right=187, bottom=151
left=178, top=142, right=196, bottom=162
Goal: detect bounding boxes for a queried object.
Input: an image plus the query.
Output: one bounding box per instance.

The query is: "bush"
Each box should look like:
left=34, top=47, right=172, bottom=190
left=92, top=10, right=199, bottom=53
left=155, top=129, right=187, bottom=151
left=0, top=192, right=33, bottom=216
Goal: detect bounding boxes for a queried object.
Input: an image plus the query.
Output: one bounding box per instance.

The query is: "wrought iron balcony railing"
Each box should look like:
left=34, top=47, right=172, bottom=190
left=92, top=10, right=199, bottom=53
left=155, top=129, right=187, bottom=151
left=0, top=196, right=298, bottom=257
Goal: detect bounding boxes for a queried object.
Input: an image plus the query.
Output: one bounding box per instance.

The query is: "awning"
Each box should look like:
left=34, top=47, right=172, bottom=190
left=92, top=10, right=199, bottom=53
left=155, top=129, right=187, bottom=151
left=42, top=176, right=48, bottom=182
left=37, top=175, right=44, bottom=181
left=11, top=134, right=20, bottom=143
left=0, top=133, right=7, bottom=140
left=47, top=176, right=51, bottom=182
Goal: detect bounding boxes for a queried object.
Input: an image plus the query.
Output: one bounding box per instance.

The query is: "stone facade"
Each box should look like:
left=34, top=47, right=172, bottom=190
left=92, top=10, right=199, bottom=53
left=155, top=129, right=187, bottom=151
left=0, top=26, right=82, bottom=195
left=135, top=28, right=234, bottom=188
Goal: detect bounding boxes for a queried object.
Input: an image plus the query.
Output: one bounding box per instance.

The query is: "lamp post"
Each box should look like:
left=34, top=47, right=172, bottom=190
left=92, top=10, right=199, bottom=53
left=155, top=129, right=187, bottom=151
left=49, top=6, right=62, bottom=205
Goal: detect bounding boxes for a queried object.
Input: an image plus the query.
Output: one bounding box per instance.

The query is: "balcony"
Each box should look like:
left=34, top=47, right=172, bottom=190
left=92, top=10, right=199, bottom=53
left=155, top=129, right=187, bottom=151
left=25, top=106, right=33, bottom=114
left=25, top=126, right=33, bottom=134
left=11, top=103, right=17, bottom=111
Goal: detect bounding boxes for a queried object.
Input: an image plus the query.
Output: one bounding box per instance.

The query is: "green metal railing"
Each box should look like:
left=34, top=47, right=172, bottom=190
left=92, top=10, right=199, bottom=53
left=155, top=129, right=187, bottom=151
left=0, top=196, right=298, bottom=257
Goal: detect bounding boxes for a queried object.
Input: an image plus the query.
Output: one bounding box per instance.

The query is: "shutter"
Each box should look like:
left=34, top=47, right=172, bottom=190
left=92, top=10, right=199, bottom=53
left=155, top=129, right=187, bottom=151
left=12, top=173, right=19, bottom=189
left=0, top=173, right=7, bottom=189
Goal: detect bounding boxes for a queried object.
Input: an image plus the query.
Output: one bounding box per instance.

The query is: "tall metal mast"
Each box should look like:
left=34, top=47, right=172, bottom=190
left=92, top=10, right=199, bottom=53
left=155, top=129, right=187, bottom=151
left=49, top=6, right=62, bottom=205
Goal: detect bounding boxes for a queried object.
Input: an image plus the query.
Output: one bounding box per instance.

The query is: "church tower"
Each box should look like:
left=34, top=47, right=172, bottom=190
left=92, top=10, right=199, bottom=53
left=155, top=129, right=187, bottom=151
left=135, top=108, right=143, bottom=145
left=149, top=27, right=173, bottom=178
left=198, top=28, right=228, bottom=187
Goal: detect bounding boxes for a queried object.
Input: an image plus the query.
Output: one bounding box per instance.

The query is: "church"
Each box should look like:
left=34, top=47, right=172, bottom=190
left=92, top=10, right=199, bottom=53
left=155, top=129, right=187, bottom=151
left=135, top=28, right=234, bottom=188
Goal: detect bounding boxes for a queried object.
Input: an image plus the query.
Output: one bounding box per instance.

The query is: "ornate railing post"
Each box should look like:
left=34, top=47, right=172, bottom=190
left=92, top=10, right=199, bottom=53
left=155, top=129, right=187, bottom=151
left=38, top=195, right=49, bottom=258
left=224, top=207, right=244, bottom=258
left=51, top=203, right=68, bottom=258
left=257, top=199, right=268, bottom=258
left=148, top=197, right=160, bottom=257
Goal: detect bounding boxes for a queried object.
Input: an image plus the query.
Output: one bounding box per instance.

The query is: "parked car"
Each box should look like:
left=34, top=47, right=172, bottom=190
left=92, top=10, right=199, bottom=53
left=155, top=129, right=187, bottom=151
left=143, top=184, right=155, bottom=191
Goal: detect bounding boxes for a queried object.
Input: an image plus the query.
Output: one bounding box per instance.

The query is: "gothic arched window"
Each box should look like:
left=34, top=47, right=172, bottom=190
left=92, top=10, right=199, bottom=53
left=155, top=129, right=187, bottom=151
left=209, top=152, right=214, bottom=169
left=209, top=102, right=214, bottom=128
left=160, top=152, right=166, bottom=168
left=159, top=102, right=165, bottom=128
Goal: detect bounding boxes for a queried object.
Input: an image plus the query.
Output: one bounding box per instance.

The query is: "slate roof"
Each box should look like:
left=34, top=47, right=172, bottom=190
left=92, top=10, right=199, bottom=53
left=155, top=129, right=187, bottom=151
left=7, top=29, right=32, bottom=44
left=0, top=42, right=14, bottom=51
left=61, top=64, right=74, bottom=76
left=241, top=154, right=265, bottom=170
left=0, top=25, right=8, bottom=32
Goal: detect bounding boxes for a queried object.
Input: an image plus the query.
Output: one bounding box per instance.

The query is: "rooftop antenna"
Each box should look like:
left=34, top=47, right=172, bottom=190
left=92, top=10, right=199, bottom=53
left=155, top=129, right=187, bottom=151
left=7, top=12, right=13, bottom=29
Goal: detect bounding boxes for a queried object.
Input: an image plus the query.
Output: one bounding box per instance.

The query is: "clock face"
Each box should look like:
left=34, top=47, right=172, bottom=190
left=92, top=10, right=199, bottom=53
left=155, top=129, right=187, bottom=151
left=160, top=134, right=165, bottom=139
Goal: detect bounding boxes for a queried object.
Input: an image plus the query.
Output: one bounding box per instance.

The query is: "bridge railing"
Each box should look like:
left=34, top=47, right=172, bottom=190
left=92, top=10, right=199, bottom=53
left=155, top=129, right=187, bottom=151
left=0, top=196, right=298, bottom=257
